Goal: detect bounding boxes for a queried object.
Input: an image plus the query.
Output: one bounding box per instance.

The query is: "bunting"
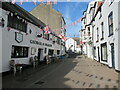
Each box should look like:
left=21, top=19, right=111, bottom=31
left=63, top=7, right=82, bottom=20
left=33, top=0, right=36, bottom=5
left=19, top=0, right=23, bottom=5
left=59, top=34, right=67, bottom=41
left=54, top=0, right=57, bottom=4
left=47, top=0, right=51, bottom=5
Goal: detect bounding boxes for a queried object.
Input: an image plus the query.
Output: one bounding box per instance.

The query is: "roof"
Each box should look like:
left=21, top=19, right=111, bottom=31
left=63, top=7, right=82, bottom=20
left=72, top=37, right=80, bottom=45
left=2, top=2, right=46, bottom=27
left=72, top=37, right=80, bottom=41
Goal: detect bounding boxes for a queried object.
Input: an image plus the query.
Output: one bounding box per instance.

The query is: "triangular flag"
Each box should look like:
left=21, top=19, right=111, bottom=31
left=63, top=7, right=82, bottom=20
left=33, top=0, right=36, bottom=5
left=38, top=0, right=42, bottom=2
left=47, top=0, right=51, bottom=5
left=19, top=0, right=23, bottom=5
left=54, top=0, right=57, bottom=4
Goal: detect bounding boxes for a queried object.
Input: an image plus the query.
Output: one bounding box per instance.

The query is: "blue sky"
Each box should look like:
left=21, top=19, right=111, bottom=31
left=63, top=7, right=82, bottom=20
left=16, top=2, right=89, bottom=37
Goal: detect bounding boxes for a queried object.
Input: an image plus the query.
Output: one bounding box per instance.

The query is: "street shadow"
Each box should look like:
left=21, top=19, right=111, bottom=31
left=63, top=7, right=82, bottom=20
left=2, top=53, right=80, bottom=88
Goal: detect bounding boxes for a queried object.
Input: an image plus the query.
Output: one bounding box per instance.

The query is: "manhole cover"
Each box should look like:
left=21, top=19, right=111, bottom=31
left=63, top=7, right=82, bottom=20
left=35, top=81, right=44, bottom=85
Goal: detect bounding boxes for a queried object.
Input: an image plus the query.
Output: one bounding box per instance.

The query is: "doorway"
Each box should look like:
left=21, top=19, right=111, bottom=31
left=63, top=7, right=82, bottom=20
left=111, top=43, right=115, bottom=68
left=38, top=49, right=43, bottom=61
left=98, top=47, right=100, bottom=62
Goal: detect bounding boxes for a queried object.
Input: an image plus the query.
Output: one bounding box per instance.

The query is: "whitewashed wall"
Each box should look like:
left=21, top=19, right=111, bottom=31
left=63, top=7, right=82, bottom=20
left=93, top=1, right=120, bottom=70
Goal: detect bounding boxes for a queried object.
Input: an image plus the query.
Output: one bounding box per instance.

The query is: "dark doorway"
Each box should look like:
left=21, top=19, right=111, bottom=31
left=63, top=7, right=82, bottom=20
left=111, top=43, right=115, bottom=68
left=38, top=49, right=42, bottom=61
left=98, top=47, right=100, bottom=62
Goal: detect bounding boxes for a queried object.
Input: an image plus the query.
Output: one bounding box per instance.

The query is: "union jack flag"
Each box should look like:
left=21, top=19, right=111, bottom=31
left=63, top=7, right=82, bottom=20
left=59, top=34, right=67, bottom=41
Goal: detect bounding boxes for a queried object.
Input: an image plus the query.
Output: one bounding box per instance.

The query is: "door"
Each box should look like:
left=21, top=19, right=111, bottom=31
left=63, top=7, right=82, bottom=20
left=111, top=44, right=115, bottom=68
left=38, top=49, right=41, bottom=61
left=98, top=47, right=100, bottom=62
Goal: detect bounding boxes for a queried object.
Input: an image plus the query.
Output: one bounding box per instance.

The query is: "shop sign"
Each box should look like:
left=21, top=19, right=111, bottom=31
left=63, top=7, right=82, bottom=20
left=15, top=32, right=23, bottom=43
left=30, top=40, right=52, bottom=47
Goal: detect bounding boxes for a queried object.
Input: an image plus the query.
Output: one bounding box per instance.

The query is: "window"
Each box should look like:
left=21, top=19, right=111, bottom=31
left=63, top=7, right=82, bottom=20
left=43, top=31, right=50, bottom=40
left=101, top=43, right=107, bottom=62
left=93, top=47, right=96, bottom=58
left=11, top=46, right=29, bottom=58
left=57, top=50, right=60, bottom=55
left=108, top=12, right=113, bottom=36
left=56, top=38, right=61, bottom=45
left=88, top=27, right=90, bottom=36
left=109, top=0, right=114, bottom=5
left=48, top=49, right=54, bottom=56
left=96, top=27, right=99, bottom=42
left=44, top=48, right=47, bottom=54
left=101, top=22, right=104, bottom=39
left=7, top=13, right=27, bottom=33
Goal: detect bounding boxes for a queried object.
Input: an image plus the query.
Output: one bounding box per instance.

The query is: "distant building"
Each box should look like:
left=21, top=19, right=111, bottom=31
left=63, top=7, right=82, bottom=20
left=81, top=0, right=120, bottom=71
left=30, top=3, right=66, bottom=36
left=65, top=37, right=81, bottom=53
left=65, top=38, right=77, bottom=52
left=73, top=37, right=81, bottom=53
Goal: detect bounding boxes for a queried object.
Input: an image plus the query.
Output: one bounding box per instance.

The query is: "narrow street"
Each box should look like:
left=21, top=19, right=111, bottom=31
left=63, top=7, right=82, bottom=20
left=3, top=53, right=119, bottom=88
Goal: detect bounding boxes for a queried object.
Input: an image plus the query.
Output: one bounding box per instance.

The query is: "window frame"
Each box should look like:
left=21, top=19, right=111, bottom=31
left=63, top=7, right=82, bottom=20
left=108, top=11, right=114, bottom=37
left=11, top=45, right=29, bottom=58
left=7, top=13, right=27, bottom=33
left=101, top=42, right=107, bottom=62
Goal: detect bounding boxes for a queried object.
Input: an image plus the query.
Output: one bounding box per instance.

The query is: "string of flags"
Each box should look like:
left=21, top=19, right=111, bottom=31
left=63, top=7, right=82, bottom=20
left=9, top=0, right=57, bottom=5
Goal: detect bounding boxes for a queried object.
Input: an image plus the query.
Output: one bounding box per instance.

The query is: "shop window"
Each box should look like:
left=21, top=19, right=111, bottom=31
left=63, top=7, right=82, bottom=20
left=101, top=43, right=107, bottom=62
left=108, top=12, right=113, bottom=36
left=11, top=46, right=29, bottom=58
left=7, top=13, right=27, bottom=33
left=48, top=49, right=54, bottom=56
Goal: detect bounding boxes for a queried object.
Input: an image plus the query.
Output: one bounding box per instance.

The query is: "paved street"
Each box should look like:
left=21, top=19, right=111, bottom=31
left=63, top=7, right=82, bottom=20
left=2, top=54, right=120, bottom=88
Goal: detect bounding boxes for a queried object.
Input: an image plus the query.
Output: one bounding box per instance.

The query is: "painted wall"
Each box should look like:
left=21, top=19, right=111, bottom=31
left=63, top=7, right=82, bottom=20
left=30, top=3, right=62, bottom=35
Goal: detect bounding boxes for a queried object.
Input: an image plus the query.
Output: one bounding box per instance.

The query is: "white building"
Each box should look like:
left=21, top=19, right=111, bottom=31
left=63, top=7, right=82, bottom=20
left=65, top=38, right=77, bottom=52
left=81, top=0, right=120, bottom=71
left=65, top=37, right=81, bottom=53
left=80, top=1, right=96, bottom=58
left=1, top=2, right=66, bottom=73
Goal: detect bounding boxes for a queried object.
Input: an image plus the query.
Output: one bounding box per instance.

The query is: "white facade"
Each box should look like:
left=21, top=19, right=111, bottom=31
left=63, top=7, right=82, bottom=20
left=80, top=1, right=95, bottom=58
left=1, top=3, right=66, bottom=73
left=81, top=0, right=120, bottom=71
left=65, top=38, right=77, bottom=52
